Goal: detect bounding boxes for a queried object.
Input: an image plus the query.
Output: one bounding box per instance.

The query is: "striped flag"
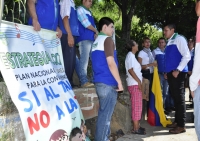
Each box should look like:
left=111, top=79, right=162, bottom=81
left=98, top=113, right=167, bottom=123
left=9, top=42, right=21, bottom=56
left=147, top=67, right=172, bottom=127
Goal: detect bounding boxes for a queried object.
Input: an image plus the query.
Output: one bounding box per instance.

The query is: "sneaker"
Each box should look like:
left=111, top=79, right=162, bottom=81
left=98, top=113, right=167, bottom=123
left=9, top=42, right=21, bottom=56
left=81, top=82, right=94, bottom=88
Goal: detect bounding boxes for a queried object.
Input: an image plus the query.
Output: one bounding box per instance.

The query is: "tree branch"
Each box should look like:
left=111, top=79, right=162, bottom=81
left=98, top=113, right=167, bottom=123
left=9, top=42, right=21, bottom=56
left=113, top=0, right=122, bottom=10
left=128, top=0, right=136, bottom=19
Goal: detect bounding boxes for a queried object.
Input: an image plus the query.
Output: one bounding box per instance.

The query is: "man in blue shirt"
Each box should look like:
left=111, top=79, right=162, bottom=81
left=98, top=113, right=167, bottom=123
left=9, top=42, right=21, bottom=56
left=27, top=0, right=62, bottom=38
left=76, top=0, right=98, bottom=88
left=152, top=38, right=174, bottom=115
left=164, top=24, right=190, bottom=134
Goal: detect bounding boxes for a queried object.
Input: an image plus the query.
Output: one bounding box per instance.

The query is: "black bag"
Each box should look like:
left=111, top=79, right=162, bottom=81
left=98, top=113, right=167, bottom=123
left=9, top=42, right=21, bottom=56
left=141, top=69, right=150, bottom=80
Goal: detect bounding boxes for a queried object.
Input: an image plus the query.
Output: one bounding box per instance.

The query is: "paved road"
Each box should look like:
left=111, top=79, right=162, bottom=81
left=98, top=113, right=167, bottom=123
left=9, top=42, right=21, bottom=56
left=116, top=88, right=198, bottom=141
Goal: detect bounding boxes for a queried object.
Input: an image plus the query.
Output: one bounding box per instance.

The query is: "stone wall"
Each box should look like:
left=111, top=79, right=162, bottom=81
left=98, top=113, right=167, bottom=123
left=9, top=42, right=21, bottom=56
left=73, top=88, right=99, bottom=120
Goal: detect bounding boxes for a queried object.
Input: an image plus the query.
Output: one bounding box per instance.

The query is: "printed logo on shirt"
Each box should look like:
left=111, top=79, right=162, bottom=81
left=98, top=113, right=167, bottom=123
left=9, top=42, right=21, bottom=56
left=92, top=43, right=98, bottom=48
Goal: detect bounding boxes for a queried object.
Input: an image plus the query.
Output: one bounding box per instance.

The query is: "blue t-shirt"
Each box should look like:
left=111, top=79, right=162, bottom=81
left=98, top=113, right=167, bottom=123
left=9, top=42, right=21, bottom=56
left=28, top=0, right=59, bottom=31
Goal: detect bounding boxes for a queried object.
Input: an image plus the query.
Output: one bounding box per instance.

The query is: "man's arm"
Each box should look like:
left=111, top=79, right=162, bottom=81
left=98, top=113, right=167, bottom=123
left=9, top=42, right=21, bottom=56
left=60, top=0, right=74, bottom=47
left=196, top=0, right=200, bottom=16
left=190, top=45, right=200, bottom=92
left=104, top=37, right=123, bottom=91
left=106, top=56, right=123, bottom=91
left=176, top=37, right=191, bottom=71
left=87, top=25, right=98, bottom=34
left=27, top=0, right=41, bottom=31
left=63, top=17, right=74, bottom=47
left=77, top=7, right=98, bottom=34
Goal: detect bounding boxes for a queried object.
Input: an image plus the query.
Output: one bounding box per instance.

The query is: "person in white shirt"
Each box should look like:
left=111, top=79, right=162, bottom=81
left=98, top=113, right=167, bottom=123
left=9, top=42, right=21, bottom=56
left=59, top=0, right=79, bottom=88
left=138, top=37, right=156, bottom=115
left=190, top=0, right=200, bottom=140
left=125, top=40, right=146, bottom=135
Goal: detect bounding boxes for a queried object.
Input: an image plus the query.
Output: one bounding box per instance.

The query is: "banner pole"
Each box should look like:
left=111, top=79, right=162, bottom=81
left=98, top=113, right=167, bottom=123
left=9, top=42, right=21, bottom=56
left=0, top=0, right=4, bottom=26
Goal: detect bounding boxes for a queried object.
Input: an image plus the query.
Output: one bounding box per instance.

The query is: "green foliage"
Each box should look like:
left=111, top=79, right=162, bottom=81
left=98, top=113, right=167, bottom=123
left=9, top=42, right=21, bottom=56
left=2, top=0, right=27, bottom=24
left=135, top=0, right=197, bottom=39
left=91, top=1, right=122, bottom=29
left=90, top=1, right=162, bottom=72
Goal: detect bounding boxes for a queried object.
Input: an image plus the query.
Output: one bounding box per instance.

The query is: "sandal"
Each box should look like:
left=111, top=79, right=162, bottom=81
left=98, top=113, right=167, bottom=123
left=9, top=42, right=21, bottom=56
left=131, top=128, right=146, bottom=135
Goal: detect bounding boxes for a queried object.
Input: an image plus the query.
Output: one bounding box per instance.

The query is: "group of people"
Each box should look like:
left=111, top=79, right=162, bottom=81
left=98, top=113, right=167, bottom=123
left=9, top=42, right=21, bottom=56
left=125, top=24, right=190, bottom=135
left=27, top=0, right=122, bottom=141
left=28, top=0, right=96, bottom=88
left=27, top=0, right=200, bottom=141
left=124, top=9, right=200, bottom=141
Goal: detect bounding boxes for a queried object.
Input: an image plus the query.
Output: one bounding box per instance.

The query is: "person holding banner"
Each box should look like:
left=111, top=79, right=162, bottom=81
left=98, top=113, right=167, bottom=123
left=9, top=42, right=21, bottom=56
left=27, top=0, right=62, bottom=38
left=189, top=0, right=200, bottom=140
left=59, top=0, right=79, bottom=87
left=125, top=40, right=146, bottom=135
left=164, top=24, right=190, bottom=134
left=91, top=17, right=123, bottom=141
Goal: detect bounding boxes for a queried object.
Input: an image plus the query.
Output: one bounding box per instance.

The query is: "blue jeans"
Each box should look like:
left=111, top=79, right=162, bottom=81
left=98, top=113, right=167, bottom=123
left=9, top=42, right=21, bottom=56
left=194, top=86, right=200, bottom=140
left=159, top=73, right=169, bottom=108
left=76, top=40, right=93, bottom=85
left=95, top=83, right=118, bottom=141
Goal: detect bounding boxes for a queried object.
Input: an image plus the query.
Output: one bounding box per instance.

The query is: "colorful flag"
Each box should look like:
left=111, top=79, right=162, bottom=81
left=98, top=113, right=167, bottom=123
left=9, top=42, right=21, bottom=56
left=147, top=67, right=172, bottom=127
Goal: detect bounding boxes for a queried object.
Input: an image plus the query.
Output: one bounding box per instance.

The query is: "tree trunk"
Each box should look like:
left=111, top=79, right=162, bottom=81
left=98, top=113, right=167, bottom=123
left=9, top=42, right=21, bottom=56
left=121, top=14, right=132, bottom=40
left=114, top=0, right=135, bottom=40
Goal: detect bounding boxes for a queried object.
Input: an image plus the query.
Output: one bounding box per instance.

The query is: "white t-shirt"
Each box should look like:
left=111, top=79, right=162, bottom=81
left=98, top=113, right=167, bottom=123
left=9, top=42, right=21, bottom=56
left=60, top=0, right=75, bottom=19
left=125, top=52, right=142, bottom=86
left=138, top=50, right=154, bottom=73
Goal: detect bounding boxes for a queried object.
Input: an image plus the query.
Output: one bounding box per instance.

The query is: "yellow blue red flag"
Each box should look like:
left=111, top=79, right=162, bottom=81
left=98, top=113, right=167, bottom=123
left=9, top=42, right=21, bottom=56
left=147, top=67, right=172, bottom=127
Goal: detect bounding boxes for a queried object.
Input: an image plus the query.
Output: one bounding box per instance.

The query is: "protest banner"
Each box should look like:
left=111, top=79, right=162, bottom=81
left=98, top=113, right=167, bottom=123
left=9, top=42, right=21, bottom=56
left=0, top=20, right=84, bottom=141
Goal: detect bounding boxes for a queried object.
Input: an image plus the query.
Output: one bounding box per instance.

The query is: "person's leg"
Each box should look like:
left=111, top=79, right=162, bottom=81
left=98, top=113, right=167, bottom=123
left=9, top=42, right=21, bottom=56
left=170, top=96, right=174, bottom=108
left=159, top=74, right=167, bottom=108
left=194, top=86, right=200, bottom=140
left=167, top=72, right=186, bottom=130
left=128, top=85, right=142, bottom=130
left=163, top=78, right=173, bottom=115
left=75, top=55, right=81, bottom=80
left=78, top=40, right=93, bottom=86
left=95, top=83, right=117, bottom=141
left=60, top=34, right=76, bottom=86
